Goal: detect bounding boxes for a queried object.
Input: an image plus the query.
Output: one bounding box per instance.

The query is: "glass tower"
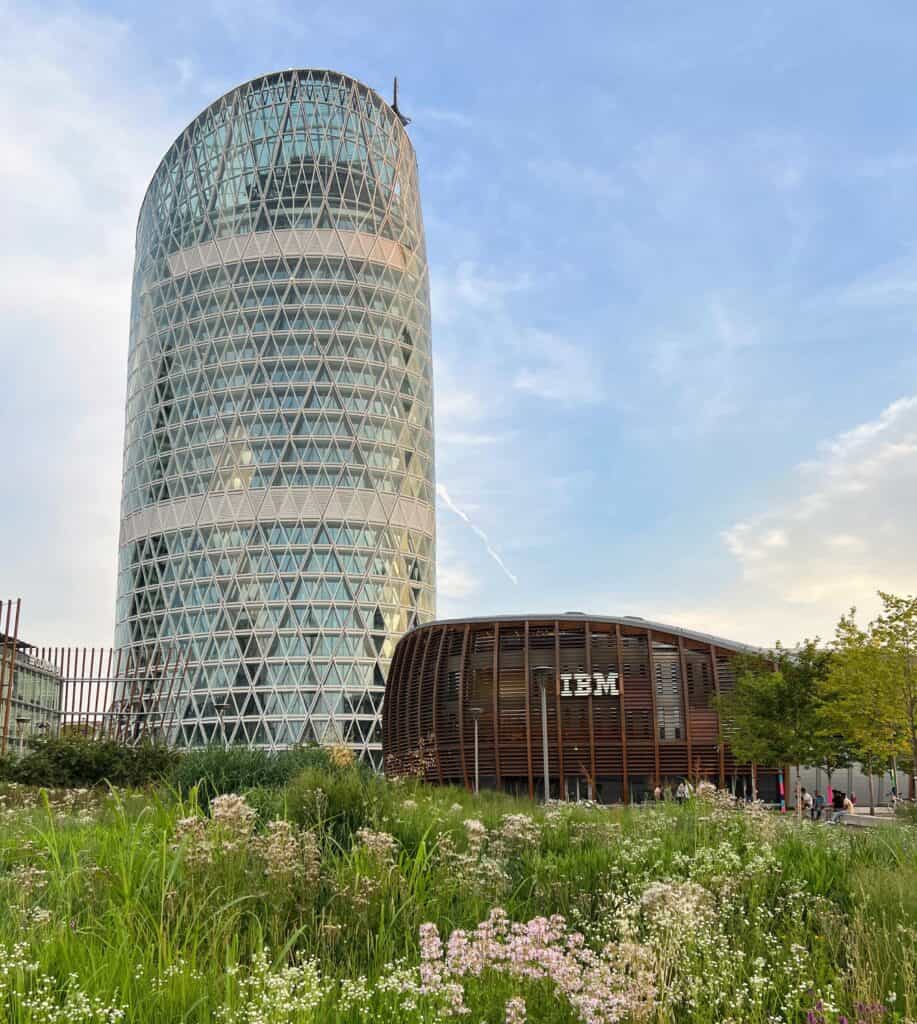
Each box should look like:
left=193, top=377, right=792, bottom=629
left=115, top=70, right=436, bottom=763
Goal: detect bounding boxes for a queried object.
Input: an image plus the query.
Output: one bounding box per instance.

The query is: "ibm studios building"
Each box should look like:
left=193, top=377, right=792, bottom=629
left=382, top=614, right=782, bottom=803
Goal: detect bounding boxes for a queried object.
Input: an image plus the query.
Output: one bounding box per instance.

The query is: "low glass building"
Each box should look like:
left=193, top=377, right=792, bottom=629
left=115, top=70, right=436, bottom=762
left=0, top=637, right=61, bottom=756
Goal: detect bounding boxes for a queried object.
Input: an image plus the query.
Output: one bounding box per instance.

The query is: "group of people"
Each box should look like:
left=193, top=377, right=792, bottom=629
left=648, top=780, right=899, bottom=817
left=800, top=787, right=855, bottom=820
left=652, top=781, right=693, bottom=804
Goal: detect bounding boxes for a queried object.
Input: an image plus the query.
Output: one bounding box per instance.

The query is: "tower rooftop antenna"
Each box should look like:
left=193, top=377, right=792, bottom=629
left=392, top=76, right=411, bottom=126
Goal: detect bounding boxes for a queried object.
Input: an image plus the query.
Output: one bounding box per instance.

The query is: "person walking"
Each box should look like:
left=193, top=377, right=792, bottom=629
left=813, top=791, right=825, bottom=821
left=802, top=787, right=814, bottom=819
left=675, top=781, right=687, bottom=805
left=653, top=784, right=662, bottom=802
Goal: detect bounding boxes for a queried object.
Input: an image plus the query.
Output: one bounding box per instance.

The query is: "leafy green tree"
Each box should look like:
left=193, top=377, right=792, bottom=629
left=822, top=608, right=905, bottom=814
left=716, top=641, right=830, bottom=815
left=770, top=640, right=833, bottom=816
left=714, top=652, right=780, bottom=800
left=872, top=591, right=917, bottom=799
left=809, top=711, right=855, bottom=809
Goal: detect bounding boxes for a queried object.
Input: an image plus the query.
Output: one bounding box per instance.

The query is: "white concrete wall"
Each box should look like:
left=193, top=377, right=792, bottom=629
left=787, top=765, right=899, bottom=807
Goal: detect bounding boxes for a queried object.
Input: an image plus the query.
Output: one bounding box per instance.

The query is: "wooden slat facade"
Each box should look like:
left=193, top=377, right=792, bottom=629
left=382, top=616, right=779, bottom=802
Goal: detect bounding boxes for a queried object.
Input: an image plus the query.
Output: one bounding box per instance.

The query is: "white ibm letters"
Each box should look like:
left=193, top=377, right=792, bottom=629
left=558, top=671, right=620, bottom=697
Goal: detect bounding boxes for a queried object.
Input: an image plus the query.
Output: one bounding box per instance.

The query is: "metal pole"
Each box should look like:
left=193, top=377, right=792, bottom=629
left=532, top=664, right=554, bottom=802
left=474, top=717, right=479, bottom=795
left=1, top=600, right=22, bottom=757
left=16, top=716, right=29, bottom=758
left=468, top=706, right=482, bottom=794
left=540, top=680, right=550, bottom=801
left=214, top=701, right=228, bottom=749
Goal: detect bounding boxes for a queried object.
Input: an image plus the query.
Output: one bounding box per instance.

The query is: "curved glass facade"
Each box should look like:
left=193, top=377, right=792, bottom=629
left=115, top=70, right=436, bottom=761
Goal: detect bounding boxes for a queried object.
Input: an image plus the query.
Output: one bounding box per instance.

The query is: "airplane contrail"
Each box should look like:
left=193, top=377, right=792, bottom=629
left=436, top=483, right=519, bottom=585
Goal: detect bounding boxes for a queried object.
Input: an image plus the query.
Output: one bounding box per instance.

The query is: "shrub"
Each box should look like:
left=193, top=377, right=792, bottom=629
left=286, top=763, right=385, bottom=846
left=170, top=746, right=277, bottom=800
left=0, top=735, right=177, bottom=787
left=895, top=801, right=917, bottom=825
left=170, top=743, right=332, bottom=803
left=243, top=784, right=288, bottom=822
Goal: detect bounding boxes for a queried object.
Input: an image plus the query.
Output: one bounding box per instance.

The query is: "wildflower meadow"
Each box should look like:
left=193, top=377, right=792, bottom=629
left=0, top=748, right=915, bottom=1024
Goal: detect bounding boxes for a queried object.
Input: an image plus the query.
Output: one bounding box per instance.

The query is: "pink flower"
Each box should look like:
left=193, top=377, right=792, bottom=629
left=408, top=910, right=655, bottom=1023
left=506, top=996, right=527, bottom=1024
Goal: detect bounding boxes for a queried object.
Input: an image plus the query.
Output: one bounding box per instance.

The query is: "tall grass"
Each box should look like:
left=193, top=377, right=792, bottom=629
left=0, top=768, right=915, bottom=1023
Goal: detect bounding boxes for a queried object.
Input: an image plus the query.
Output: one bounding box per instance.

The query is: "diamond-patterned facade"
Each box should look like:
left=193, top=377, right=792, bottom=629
left=115, top=70, right=436, bottom=763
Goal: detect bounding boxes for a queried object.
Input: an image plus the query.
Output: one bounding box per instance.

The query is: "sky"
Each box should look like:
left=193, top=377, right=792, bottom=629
left=4, top=1, right=917, bottom=650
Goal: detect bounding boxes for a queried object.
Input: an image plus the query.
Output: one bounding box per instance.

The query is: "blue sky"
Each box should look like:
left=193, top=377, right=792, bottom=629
left=4, top=1, right=917, bottom=648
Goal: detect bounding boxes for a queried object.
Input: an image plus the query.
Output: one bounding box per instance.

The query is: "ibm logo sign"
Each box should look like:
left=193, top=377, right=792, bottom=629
left=559, top=671, right=620, bottom=698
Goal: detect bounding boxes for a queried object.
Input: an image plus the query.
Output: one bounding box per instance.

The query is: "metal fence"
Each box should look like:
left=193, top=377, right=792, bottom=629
left=1, top=598, right=186, bottom=755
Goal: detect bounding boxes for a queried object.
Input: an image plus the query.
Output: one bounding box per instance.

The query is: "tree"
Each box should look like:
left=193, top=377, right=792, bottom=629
left=769, top=640, right=833, bottom=816
left=715, top=641, right=830, bottom=814
left=809, top=707, right=855, bottom=809
left=714, top=652, right=779, bottom=801
left=872, top=592, right=917, bottom=800
left=822, top=608, right=905, bottom=815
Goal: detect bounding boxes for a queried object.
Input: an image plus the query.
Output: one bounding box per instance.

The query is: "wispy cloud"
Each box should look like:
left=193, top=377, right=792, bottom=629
left=436, top=484, right=518, bottom=585
left=0, top=3, right=171, bottom=647
left=831, top=248, right=917, bottom=308
left=431, top=260, right=532, bottom=326
left=432, top=262, right=602, bottom=407
left=722, top=395, right=917, bottom=613
left=428, top=255, right=602, bottom=600
left=578, top=394, right=917, bottom=648
left=206, top=0, right=369, bottom=41
left=527, top=157, right=622, bottom=200
left=436, top=563, right=478, bottom=601
left=171, top=56, right=195, bottom=88
left=513, top=329, right=603, bottom=403
left=413, top=107, right=475, bottom=129
left=643, top=293, right=764, bottom=434
left=437, top=431, right=506, bottom=446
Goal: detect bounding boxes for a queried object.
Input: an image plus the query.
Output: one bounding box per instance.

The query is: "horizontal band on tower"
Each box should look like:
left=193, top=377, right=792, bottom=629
left=120, top=487, right=435, bottom=545
left=164, top=229, right=412, bottom=281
